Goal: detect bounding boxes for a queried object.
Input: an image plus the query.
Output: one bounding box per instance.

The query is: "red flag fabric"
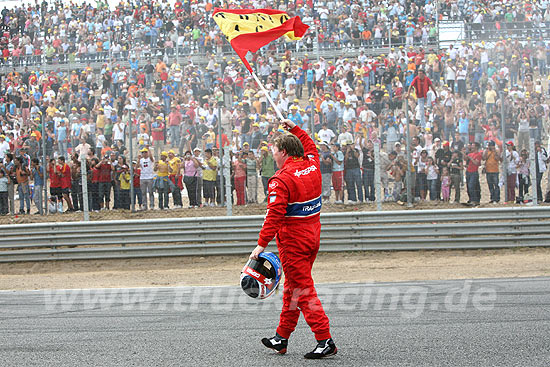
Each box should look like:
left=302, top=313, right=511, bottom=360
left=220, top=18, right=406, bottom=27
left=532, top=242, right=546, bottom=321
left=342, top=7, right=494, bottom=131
left=212, top=8, right=309, bottom=73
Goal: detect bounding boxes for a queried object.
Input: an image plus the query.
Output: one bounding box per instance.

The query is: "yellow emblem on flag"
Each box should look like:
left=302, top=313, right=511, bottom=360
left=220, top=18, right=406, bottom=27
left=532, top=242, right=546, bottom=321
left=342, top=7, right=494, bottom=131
left=213, top=10, right=301, bottom=42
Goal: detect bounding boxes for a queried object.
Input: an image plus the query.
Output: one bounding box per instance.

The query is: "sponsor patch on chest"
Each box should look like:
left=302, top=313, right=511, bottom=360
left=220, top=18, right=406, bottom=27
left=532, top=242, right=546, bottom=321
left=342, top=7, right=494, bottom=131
left=302, top=201, right=321, bottom=212
left=294, top=165, right=317, bottom=177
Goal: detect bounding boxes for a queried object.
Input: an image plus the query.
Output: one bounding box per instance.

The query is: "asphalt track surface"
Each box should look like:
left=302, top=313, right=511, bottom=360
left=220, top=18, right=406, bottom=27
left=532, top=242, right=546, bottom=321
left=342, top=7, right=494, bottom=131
left=0, top=277, right=549, bottom=366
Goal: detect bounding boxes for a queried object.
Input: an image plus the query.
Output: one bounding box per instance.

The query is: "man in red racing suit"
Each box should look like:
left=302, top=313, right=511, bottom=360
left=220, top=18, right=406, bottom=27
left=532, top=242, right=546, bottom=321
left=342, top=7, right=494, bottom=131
left=250, top=119, right=336, bottom=359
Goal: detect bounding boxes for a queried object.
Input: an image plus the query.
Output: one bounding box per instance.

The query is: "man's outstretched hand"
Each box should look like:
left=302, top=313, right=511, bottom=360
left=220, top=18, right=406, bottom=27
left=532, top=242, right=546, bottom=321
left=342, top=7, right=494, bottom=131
left=281, top=118, right=296, bottom=131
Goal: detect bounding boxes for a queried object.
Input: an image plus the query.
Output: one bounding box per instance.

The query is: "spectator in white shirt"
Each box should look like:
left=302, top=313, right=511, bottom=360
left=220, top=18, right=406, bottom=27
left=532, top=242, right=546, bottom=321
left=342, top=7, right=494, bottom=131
left=337, top=125, right=354, bottom=146
left=113, top=119, right=125, bottom=143
left=0, top=135, right=9, bottom=160
left=318, top=123, right=336, bottom=144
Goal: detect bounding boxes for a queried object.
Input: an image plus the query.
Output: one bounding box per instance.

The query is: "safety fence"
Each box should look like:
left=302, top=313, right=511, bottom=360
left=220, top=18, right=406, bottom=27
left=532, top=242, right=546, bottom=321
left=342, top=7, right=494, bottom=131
left=464, top=21, right=550, bottom=41
left=0, top=39, right=439, bottom=74
left=0, top=206, right=549, bottom=262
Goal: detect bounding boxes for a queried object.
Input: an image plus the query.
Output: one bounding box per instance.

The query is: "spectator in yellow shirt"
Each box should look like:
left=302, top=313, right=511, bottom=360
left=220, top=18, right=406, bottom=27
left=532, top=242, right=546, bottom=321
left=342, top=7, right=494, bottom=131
left=252, top=95, right=262, bottom=114
left=202, top=148, right=218, bottom=207
left=168, top=150, right=183, bottom=208
left=205, top=127, right=216, bottom=149
left=119, top=165, right=131, bottom=210
left=154, top=151, right=170, bottom=209
left=96, top=107, right=105, bottom=130
left=485, top=84, right=497, bottom=114
left=46, top=102, right=58, bottom=117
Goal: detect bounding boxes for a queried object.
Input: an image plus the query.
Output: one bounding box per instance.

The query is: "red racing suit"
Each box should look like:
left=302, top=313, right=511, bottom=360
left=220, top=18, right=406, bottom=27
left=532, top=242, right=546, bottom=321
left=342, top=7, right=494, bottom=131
left=257, top=125, right=331, bottom=341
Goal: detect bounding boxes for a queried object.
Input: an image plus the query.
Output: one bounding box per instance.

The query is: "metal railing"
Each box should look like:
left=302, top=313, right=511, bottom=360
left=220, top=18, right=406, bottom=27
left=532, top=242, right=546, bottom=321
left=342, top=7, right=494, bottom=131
left=464, top=21, right=550, bottom=41
left=0, top=38, right=440, bottom=74
left=0, top=206, right=549, bottom=262
left=6, top=20, right=547, bottom=74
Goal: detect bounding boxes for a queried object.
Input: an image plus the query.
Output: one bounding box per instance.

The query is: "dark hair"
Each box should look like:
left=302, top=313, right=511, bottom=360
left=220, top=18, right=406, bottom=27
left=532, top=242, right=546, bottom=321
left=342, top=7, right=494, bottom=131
left=273, top=133, right=304, bottom=157
left=205, top=148, right=212, bottom=154
left=58, top=156, right=65, bottom=162
left=32, top=158, right=40, bottom=164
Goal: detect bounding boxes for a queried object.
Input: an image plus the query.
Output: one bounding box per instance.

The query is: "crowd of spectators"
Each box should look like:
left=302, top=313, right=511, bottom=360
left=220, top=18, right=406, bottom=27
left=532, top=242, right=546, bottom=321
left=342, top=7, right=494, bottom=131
left=0, top=0, right=447, bottom=67
left=1, top=1, right=550, bottom=215
left=1, top=0, right=550, bottom=68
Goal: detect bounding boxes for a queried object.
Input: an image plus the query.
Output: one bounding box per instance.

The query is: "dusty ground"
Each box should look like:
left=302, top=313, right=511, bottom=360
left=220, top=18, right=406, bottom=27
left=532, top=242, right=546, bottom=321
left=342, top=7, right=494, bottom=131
left=1, top=247, right=548, bottom=290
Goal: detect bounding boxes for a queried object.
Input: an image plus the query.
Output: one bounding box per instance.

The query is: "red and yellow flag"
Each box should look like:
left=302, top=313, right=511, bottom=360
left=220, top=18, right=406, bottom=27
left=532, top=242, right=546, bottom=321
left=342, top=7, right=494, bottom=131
left=213, top=8, right=309, bottom=73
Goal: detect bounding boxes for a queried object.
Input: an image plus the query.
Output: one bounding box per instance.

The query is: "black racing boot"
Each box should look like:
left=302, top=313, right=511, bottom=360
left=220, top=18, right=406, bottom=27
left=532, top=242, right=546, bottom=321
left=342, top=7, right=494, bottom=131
left=261, top=333, right=288, bottom=354
left=304, top=338, right=337, bottom=359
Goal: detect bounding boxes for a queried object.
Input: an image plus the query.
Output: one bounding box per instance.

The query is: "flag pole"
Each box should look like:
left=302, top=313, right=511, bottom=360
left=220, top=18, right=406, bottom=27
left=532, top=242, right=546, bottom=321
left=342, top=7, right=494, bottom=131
left=251, top=71, right=285, bottom=121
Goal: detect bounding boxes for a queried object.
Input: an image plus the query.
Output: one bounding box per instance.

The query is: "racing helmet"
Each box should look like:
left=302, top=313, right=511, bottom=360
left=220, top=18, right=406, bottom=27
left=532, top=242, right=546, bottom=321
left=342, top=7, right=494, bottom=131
left=240, top=252, right=282, bottom=299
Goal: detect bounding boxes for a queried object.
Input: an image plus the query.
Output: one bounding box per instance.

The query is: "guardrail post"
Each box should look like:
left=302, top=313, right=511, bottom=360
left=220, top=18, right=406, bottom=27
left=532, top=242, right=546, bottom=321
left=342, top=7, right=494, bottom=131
left=501, top=92, right=508, bottom=199
left=81, top=154, right=89, bottom=221
left=529, top=138, right=538, bottom=205
left=405, top=97, right=413, bottom=207
left=374, top=141, right=382, bottom=211
left=128, top=109, right=135, bottom=212
left=225, top=148, right=232, bottom=216
left=41, top=110, right=48, bottom=215
left=218, top=102, right=224, bottom=206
